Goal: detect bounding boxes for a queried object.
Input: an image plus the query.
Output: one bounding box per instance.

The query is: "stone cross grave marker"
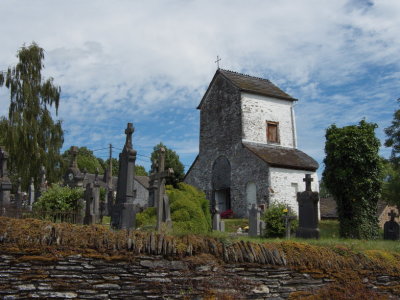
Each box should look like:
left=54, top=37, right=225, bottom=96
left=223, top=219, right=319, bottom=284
left=248, top=204, right=265, bottom=237
left=212, top=204, right=225, bottom=232
left=111, top=123, right=138, bottom=230
left=149, top=147, right=174, bottom=231
left=84, top=180, right=101, bottom=225
left=384, top=209, right=400, bottom=240
left=282, top=206, right=296, bottom=239
left=296, top=174, right=320, bottom=239
left=0, top=147, right=12, bottom=207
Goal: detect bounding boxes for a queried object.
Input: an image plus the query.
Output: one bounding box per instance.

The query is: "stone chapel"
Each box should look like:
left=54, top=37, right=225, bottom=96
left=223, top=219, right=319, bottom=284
left=184, top=69, right=319, bottom=217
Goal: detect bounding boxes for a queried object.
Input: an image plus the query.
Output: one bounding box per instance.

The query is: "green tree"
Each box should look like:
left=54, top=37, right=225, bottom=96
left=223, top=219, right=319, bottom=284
left=384, top=98, right=400, bottom=166
left=33, top=184, right=83, bottom=212
left=0, top=43, right=63, bottom=189
left=150, top=142, right=184, bottom=186
left=381, top=159, right=400, bottom=210
left=62, top=147, right=104, bottom=175
left=102, top=157, right=147, bottom=176
left=322, top=120, right=382, bottom=239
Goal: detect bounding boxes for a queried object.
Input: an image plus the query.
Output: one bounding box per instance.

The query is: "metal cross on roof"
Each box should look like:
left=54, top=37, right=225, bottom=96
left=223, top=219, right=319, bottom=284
left=215, top=55, right=221, bottom=69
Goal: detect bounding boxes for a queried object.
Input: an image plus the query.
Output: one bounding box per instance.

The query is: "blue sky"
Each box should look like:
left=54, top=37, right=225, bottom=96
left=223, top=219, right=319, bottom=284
left=0, top=0, right=399, bottom=176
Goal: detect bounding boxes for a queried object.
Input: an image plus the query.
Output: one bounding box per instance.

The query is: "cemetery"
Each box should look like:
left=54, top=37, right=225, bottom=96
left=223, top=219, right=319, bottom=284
left=0, top=45, right=399, bottom=299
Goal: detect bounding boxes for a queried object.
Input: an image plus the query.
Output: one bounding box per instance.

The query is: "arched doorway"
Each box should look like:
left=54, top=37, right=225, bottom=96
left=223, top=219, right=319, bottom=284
left=212, top=156, right=231, bottom=212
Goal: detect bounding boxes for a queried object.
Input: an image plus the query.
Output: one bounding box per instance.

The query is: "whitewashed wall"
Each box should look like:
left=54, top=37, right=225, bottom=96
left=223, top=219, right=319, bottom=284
left=241, top=93, right=295, bottom=148
left=269, top=167, right=319, bottom=216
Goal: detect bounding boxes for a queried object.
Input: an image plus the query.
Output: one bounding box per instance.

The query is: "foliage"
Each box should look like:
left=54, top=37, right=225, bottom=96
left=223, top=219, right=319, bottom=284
left=150, top=142, right=185, bottom=186
left=381, top=159, right=400, bottom=209
left=33, top=184, right=83, bottom=211
left=136, top=183, right=211, bottom=234
left=323, top=120, right=382, bottom=239
left=318, top=179, right=331, bottom=198
left=135, top=165, right=148, bottom=176
left=62, top=147, right=104, bottom=175
left=384, top=98, right=400, bottom=166
left=101, top=157, right=147, bottom=177
left=0, top=43, right=63, bottom=189
left=262, top=203, right=298, bottom=238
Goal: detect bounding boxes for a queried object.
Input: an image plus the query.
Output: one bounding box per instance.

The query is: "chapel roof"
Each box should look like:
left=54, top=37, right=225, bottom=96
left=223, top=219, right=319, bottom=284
left=197, top=69, right=297, bottom=109
left=219, top=69, right=297, bottom=101
left=243, top=142, right=319, bottom=172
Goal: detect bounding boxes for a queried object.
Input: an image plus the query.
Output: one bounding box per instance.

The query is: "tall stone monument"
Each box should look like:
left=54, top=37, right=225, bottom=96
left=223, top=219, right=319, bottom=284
left=0, top=147, right=12, bottom=207
left=384, top=210, right=400, bottom=240
left=296, top=174, right=320, bottom=239
left=149, top=147, right=174, bottom=231
left=111, top=123, right=138, bottom=230
left=15, top=178, right=22, bottom=209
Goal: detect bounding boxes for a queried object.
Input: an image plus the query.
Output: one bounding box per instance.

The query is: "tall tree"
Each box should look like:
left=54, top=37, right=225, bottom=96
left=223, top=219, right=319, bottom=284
left=150, top=142, right=184, bottom=186
left=384, top=98, right=400, bottom=166
left=0, top=43, right=63, bottom=189
left=322, top=120, right=382, bottom=239
left=62, top=147, right=104, bottom=175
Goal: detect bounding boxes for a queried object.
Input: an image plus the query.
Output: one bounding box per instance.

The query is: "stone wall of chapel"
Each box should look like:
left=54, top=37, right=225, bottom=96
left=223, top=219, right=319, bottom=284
left=185, top=75, right=271, bottom=217
left=241, top=93, right=295, bottom=148
left=269, top=167, right=319, bottom=217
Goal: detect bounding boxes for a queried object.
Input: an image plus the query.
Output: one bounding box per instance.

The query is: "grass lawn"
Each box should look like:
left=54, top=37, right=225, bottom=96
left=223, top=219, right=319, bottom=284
left=209, top=219, right=400, bottom=253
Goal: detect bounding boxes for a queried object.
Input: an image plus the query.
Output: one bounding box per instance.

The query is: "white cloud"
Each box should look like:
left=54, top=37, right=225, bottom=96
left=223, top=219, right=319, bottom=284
left=0, top=0, right=399, bottom=172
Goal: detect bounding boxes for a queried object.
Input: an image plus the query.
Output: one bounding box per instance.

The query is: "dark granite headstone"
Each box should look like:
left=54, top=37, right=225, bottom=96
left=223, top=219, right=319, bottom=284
left=111, top=123, right=138, bottom=230
left=0, top=147, right=12, bottom=207
left=384, top=210, right=400, bottom=241
left=149, top=147, right=174, bottom=231
left=296, top=174, right=320, bottom=239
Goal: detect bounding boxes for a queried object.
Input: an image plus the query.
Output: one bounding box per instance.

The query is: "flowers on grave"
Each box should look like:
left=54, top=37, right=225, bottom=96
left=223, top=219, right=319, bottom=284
left=220, top=209, right=234, bottom=219
left=282, top=208, right=288, bottom=214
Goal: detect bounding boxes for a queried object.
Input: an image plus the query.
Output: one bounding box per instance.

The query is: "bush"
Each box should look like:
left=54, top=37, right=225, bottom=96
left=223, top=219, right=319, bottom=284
left=262, top=203, right=298, bottom=238
left=33, top=184, right=83, bottom=212
left=136, top=183, right=211, bottom=234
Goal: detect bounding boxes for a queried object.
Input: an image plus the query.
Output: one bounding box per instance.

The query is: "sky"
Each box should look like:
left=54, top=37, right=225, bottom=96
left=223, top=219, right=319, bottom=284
left=0, top=0, right=399, bottom=176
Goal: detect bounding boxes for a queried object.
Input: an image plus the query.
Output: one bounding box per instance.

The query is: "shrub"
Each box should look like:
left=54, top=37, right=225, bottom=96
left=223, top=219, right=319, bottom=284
left=136, top=183, right=211, bottom=234
left=262, top=203, right=298, bottom=238
left=33, top=184, right=83, bottom=212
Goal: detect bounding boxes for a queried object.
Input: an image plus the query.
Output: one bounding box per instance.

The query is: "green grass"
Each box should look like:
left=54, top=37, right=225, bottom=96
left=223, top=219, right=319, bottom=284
left=200, top=219, right=400, bottom=253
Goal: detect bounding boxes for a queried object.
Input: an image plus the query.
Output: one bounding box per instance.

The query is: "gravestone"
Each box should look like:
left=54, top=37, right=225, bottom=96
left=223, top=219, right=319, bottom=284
left=296, top=174, right=320, bottom=239
left=384, top=210, right=400, bottom=241
left=64, top=146, right=85, bottom=188
left=15, top=178, right=22, bottom=209
left=282, top=206, right=297, bottom=239
left=111, top=123, right=138, bottom=230
left=0, top=147, right=12, bottom=207
left=148, top=161, right=158, bottom=207
left=149, top=148, right=174, bottom=231
left=28, top=178, right=35, bottom=210
left=83, top=180, right=101, bottom=225
left=212, top=205, right=225, bottom=232
left=248, top=204, right=265, bottom=237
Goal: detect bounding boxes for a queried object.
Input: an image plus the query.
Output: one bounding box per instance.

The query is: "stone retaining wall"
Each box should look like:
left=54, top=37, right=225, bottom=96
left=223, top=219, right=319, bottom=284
left=0, top=253, right=398, bottom=299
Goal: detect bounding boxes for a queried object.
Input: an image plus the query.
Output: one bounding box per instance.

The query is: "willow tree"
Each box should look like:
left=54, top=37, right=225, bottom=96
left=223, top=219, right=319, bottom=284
left=0, top=43, right=63, bottom=189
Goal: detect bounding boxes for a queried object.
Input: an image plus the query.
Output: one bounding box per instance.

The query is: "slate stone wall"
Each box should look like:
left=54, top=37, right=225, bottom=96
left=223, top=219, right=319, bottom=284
left=0, top=253, right=398, bottom=299
left=185, top=74, right=270, bottom=217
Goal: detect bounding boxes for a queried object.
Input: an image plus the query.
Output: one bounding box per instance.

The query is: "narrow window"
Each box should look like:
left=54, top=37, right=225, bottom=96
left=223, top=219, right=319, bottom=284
left=266, top=121, right=279, bottom=143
